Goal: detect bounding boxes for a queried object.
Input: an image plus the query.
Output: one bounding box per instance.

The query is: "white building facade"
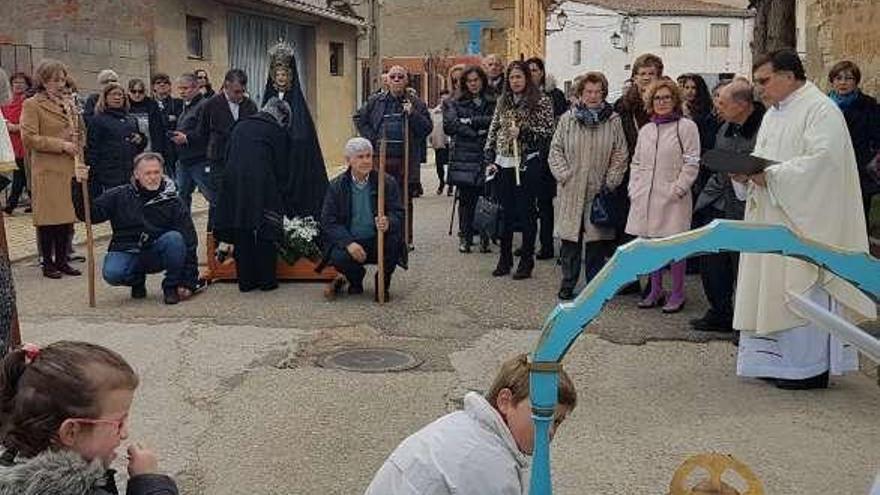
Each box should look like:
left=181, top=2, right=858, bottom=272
left=546, top=0, right=754, bottom=101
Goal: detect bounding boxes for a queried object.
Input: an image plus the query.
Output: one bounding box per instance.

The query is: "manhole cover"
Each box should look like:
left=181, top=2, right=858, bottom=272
left=318, top=348, right=422, bottom=373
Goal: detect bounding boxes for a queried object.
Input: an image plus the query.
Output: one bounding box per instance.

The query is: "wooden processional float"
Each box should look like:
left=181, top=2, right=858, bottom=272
left=527, top=219, right=880, bottom=495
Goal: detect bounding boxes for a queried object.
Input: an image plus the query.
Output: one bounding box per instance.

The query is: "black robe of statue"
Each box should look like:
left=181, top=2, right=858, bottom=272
left=213, top=112, right=289, bottom=244
left=262, top=58, right=329, bottom=221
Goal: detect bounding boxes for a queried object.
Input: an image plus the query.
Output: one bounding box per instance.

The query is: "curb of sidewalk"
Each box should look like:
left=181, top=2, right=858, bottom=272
left=9, top=207, right=209, bottom=264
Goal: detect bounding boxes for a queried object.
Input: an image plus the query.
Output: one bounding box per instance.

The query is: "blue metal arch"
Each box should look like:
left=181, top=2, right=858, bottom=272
left=528, top=220, right=880, bottom=495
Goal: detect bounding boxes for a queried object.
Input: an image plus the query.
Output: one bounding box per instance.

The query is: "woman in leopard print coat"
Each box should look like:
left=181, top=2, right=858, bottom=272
left=484, top=60, right=555, bottom=280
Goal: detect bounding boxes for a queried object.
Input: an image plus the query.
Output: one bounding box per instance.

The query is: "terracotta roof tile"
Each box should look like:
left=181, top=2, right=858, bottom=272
left=572, top=0, right=753, bottom=18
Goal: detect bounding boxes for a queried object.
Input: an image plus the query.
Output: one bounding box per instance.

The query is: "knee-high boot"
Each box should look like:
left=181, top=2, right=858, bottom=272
left=662, top=260, right=686, bottom=313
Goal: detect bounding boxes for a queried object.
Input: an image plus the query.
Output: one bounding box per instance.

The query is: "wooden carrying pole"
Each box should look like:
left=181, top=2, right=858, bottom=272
left=0, top=210, right=21, bottom=348
left=68, top=97, right=96, bottom=307
left=80, top=176, right=96, bottom=308
left=377, top=127, right=387, bottom=304
left=403, top=112, right=410, bottom=246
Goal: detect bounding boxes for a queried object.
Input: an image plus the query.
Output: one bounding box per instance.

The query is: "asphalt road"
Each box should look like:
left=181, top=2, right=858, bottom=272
left=12, top=166, right=880, bottom=494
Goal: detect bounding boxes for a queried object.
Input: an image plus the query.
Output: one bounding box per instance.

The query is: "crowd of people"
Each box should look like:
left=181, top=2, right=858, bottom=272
left=0, top=42, right=878, bottom=495
left=433, top=51, right=879, bottom=328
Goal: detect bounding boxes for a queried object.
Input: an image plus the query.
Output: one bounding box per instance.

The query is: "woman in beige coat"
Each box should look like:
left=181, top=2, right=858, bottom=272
left=625, top=79, right=700, bottom=313
left=549, top=72, right=628, bottom=300
left=20, top=59, right=83, bottom=279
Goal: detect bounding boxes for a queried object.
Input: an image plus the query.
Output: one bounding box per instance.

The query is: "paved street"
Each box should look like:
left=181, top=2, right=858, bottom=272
left=7, top=166, right=880, bottom=495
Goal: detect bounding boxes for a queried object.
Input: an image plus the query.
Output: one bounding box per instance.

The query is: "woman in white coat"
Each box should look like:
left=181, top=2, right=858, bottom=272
left=364, top=354, right=577, bottom=495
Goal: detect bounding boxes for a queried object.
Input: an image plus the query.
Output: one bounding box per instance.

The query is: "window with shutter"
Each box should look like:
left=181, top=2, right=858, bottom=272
left=660, top=23, right=681, bottom=47
left=186, top=16, right=206, bottom=59
left=710, top=24, right=730, bottom=47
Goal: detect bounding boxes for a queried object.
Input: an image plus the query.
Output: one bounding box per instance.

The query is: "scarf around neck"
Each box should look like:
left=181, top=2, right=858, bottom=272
left=573, top=101, right=613, bottom=126
left=651, top=112, right=681, bottom=125
left=829, top=90, right=859, bottom=109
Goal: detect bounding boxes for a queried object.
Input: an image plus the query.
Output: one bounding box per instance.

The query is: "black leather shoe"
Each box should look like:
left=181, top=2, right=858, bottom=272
left=42, top=267, right=63, bottom=279
left=557, top=288, right=575, bottom=300
left=131, top=284, right=147, bottom=299
left=163, top=288, right=180, bottom=305
left=479, top=237, right=491, bottom=253
left=775, top=371, right=829, bottom=390
left=536, top=249, right=554, bottom=260
left=690, top=313, right=733, bottom=333
left=57, top=264, right=82, bottom=276
left=512, top=259, right=533, bottom=280
left=492, top=263, right=511, bottom=277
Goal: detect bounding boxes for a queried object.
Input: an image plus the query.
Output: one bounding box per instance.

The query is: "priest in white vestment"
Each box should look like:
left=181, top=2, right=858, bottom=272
left=732, top=49, right=876, bottom=390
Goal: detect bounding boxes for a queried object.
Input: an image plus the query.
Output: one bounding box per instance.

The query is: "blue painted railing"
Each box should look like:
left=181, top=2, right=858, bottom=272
left=528, top=220, right=880, bottom=495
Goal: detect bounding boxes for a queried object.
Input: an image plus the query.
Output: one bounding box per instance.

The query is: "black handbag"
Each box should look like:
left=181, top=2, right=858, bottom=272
left=447, top=162, right=483, bottom=187
left=472, top=190, right=502, bottom=239
left=589, top=186, right=619, bottom=228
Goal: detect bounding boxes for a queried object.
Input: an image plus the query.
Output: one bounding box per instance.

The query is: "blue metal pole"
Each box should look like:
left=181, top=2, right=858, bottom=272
left=529, top=362, right=560, bottom=495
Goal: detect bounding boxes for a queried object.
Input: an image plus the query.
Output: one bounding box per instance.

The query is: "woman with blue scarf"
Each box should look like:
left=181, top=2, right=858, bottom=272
left=548, top=72, right=628, bottom=300
left=828, top=60, right=880, bottom=224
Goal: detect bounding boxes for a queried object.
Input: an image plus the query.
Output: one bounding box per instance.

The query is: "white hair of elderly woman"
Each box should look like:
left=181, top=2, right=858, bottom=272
left=261, top=97, right=291, bottom=125
left=344, top=137, right=373, bottom=158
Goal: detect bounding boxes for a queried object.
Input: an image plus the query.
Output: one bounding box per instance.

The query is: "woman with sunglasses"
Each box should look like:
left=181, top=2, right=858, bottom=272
left=194, top=68, right=215, bottom=98
left=484, top=60, right=556, bottom=280
left=827, top=60, right=880, bottom=224
left=127, top=78, right=166, bottom=157
left=85, top=82, right=146, bottom=197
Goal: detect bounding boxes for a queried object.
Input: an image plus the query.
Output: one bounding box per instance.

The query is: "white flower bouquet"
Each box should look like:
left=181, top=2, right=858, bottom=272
left=278, top=216, right=321, bottom=265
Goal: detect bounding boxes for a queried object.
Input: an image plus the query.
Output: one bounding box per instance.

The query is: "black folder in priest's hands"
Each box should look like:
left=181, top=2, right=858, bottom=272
left=701, top=149, right=777, bottom=175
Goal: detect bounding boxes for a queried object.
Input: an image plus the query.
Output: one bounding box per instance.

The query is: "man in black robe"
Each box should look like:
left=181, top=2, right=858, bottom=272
left=262, top=41, right=329, bottom=220
left=213, top=98, right=290, bottom=292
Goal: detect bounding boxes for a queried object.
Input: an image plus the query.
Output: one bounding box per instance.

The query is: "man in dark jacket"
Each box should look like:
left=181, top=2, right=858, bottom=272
left=355, top=65, right=432, bottom=248
left=196, top=68, right=258, bottom=224
left=73, top=152, right=199, bottom=305
left=169, top=72, right=211, bottom=212
left=691, top=79, right=765, bottom=333
left=151, top=72, right=184, bottom=177
left=482, top=54, right=506, bottom=102
left=213, top=98, right=289, bottom=293
left=321, top=138, right=405, bottom=301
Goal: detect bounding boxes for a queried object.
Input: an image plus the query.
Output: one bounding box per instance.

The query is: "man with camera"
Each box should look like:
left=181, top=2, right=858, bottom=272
left=72, top=152, right=200, bottom=304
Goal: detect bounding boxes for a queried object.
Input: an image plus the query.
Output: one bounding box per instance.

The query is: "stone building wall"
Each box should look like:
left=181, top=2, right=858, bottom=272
left=0, top=0, right=155, bottom=92
left=804, top=0, right=880, bottom=96
left=376, top=0, right=513, bottom=58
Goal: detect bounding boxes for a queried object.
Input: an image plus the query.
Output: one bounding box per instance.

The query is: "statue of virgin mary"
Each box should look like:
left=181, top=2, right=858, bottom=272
left=263, top=41, right=329, bottom=220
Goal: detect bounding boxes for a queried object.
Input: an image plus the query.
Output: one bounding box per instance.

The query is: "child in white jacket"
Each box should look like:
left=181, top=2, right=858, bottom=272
left=364, top=354, right=577, bottom=495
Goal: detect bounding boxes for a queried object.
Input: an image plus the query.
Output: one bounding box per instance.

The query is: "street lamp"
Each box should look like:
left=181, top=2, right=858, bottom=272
left=610, top=31, right=626, bottom=52
left=546, top=9, right=568, bottom=34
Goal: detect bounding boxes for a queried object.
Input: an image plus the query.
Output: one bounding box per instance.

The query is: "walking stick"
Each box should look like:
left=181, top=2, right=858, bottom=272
left=68, top=97, right=95, bottom=307
left=448, top=188, right=458, bottom=236
left=0, top=210, right=21, bottom=349
left=403, top=112, right=411, bottom=247
left=377, top=127, right=387, bottom=304
left=80, top=175, right=96, bottom=308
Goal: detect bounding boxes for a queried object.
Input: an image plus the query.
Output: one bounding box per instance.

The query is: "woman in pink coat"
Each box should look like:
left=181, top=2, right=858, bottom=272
left=625, top=79, right=700, bottom=313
